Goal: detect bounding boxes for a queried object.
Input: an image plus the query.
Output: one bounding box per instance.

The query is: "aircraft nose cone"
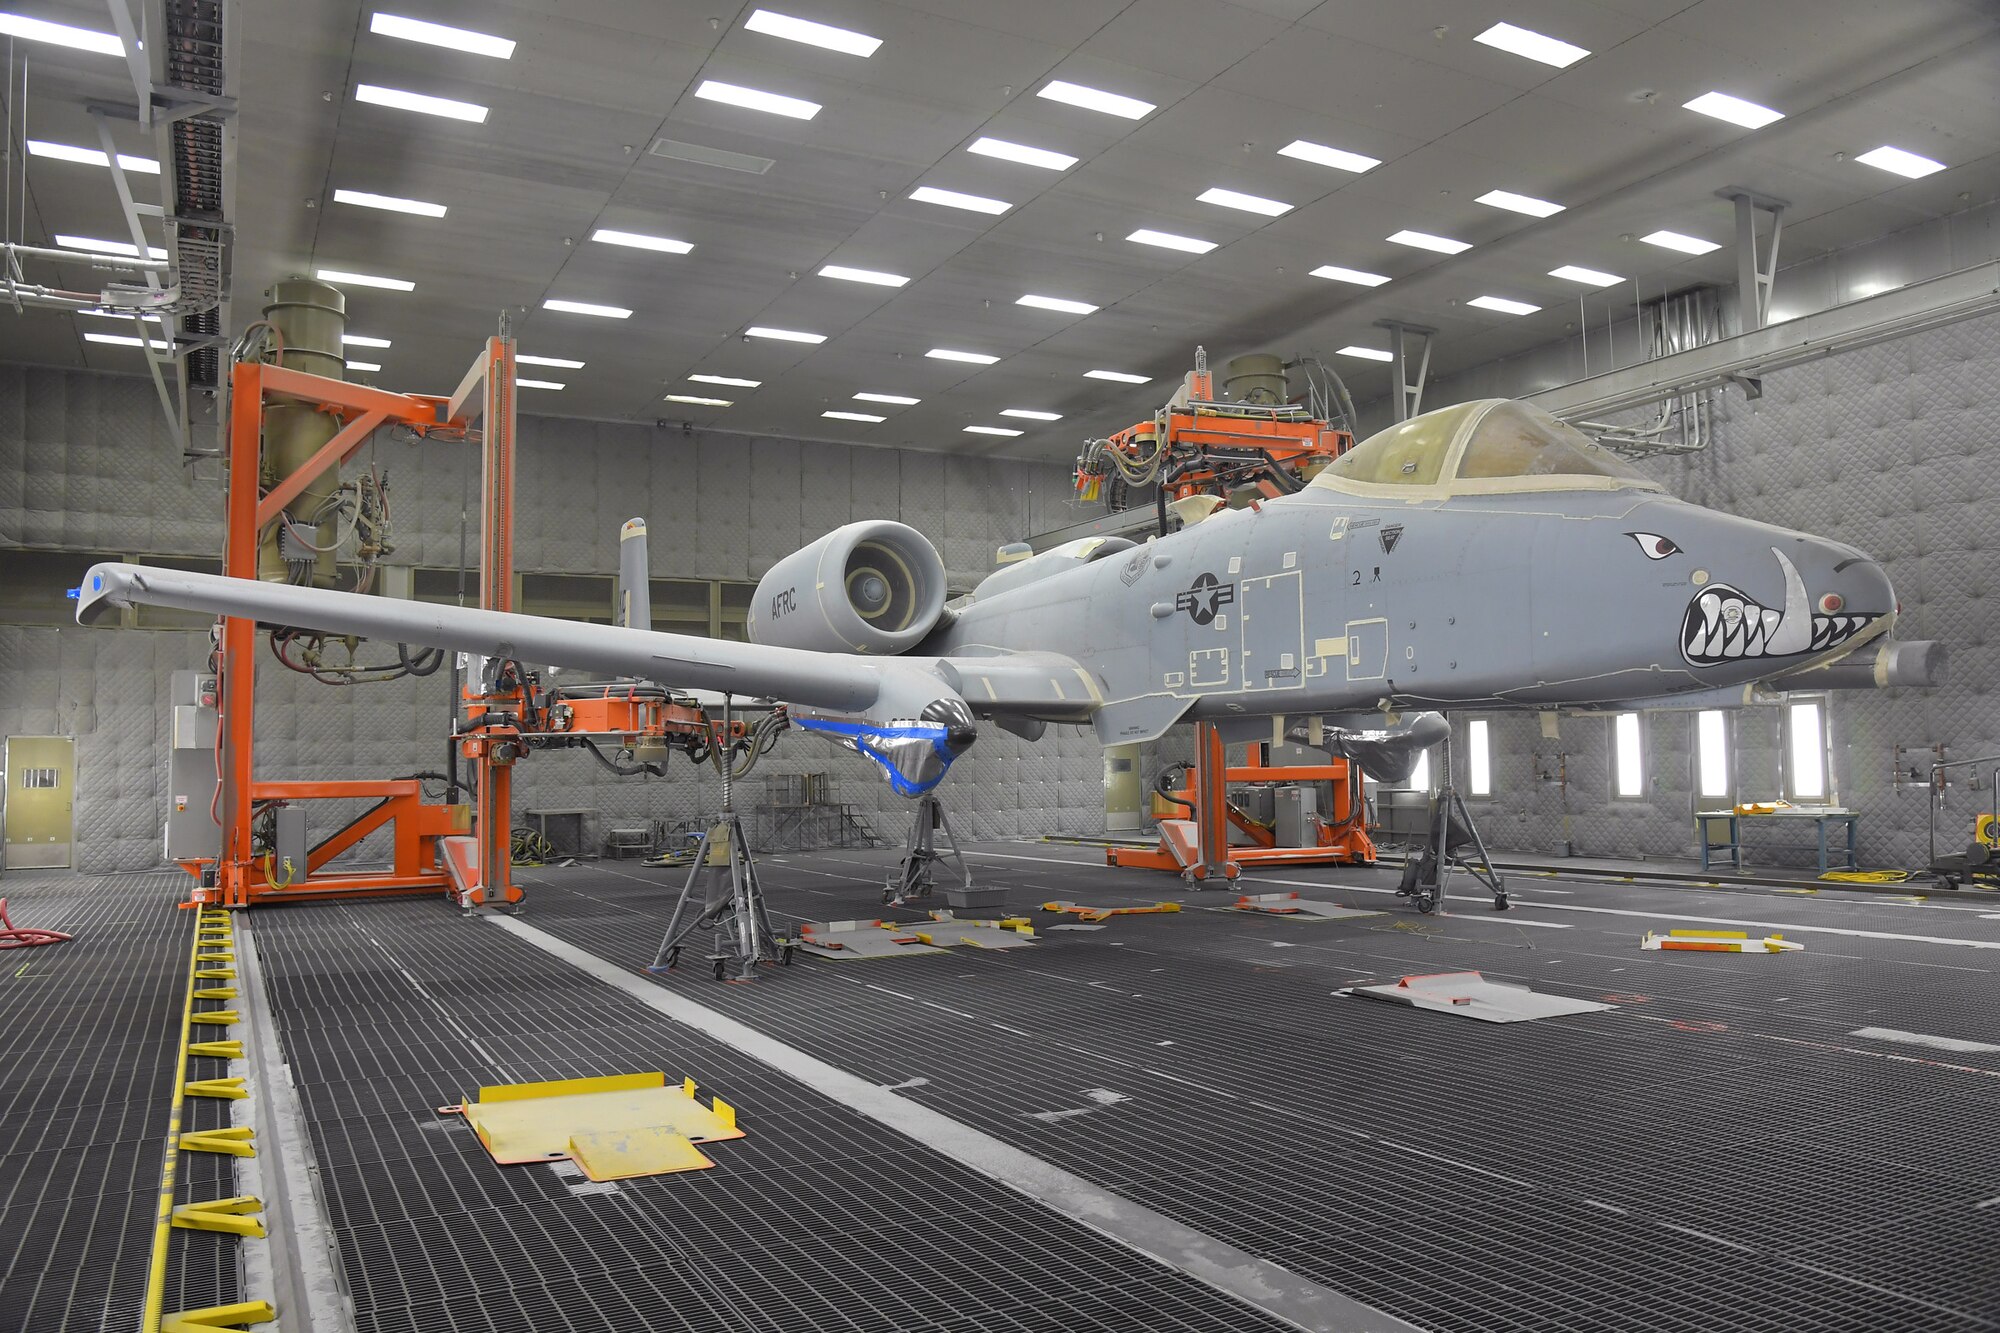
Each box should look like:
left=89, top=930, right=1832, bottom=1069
left=1680, top=541, right=1894, bottom=667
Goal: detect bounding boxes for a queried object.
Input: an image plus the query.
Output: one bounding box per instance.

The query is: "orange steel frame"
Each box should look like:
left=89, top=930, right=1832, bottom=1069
left=1107, top=723, right=1377, bottom=880
left=197, top=340, right=521, bottom=907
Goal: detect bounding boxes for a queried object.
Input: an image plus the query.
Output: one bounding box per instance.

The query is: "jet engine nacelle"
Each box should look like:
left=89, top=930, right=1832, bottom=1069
left=748, top=520, right=947, bottom=655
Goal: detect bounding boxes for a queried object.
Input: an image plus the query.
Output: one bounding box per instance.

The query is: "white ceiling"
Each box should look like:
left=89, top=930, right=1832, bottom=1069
left=3, top=0, right=1998, bottom=461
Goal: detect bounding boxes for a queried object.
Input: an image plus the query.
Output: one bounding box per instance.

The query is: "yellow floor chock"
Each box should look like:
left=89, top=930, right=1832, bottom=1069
left=171, top=1196, right=267, bottom=1238
left=1040, top=900, right=1182, bottom=924
left=161, top=1302, right=277, bottom=1333
left=1642, top=929, right=1803, bottom=954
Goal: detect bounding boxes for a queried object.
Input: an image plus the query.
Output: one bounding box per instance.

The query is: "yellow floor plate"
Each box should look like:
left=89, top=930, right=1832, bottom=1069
left=459, top=1072, right=743, bottom=1169
left=568, top=1125, right=716, bottom=1180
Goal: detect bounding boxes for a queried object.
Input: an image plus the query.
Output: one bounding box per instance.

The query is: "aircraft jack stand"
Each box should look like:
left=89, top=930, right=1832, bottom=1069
left=887, top=793, right=975, bottom=906
left=1398, top=781, right=1508, bottom=915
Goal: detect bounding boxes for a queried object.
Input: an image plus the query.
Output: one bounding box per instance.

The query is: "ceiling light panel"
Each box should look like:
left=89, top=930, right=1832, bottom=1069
left=370, top=13, right=515, bottom=58
left=910, top=185, right=1010, bottom=215
left=1549, top=264, right=1621, bottom=287
left=544, top=298, right=630, bottom=317
left=1855, top=145, right=1946, bottom=178
left=319, top=267, right=415, bottom=291
left=1085, top=369, right=1150, bottom=383
left=84, top=332, right=171, bottom=349
left=1476, top=189, right=1563, bottom=217
left=1472, top=21, right=1589, bottom=68
left=26, top=140, right=158, bottom=173
left=1037, top=79, right=1153, bottom=119
left=1017, top=294, right=1097, bottom=315
left=854, top=392, right=919, bottom=405
left=518, top=354, right=585, bottom=368
left=667, top=394, right=732, bottom=406
left=1127, top=228, right=1216, bottom=254
left=824, top=410, right=885, bottom=422
left=819, top=264, right=908, bottom=287
left=77, top=308, right=162, bottom=321
left=1000, top=409, right=1061, bottom=421
left=346, top=361, right=384, bottom=372
left=1682, top=91, right=1783, bottom=129
left=690, top=374, right=760, bottom=387
left=1311, top=264, right=1389, bottom=287
left=1466, top=295, right=1541, bottom=315
left=592, top=228, right=692, bottom=254
left=334, top=188, right=447, bottom=217
left=57, top=234, right=168, bottom=261
left=1387, top=229, right=1470, bottom=254
left=694, top=80, right=820, bottom=120
left=746, top=325, right=825, bottom=343
left=517, top=379, right=565, bottom=390
left=0, top=12, right=121, bottom=54
left=354, top=83, right=489, bottom=122
left=927, top=348, right=999, bottom=364
left=968, top=137, right=1075, bottom=171
left=1277, top=140, right=1379, bottom=173
left=964, top=426, right=1023, bottom=436
left=1198, top=187, right=1292, bottom=217
left=1641, top=230, right=1720, bottom=255
left=1336, top=346, right=1392, bottom=361
left=743, top=8, right=880, bottom=56
left=342, top=334, right=392, bottom=348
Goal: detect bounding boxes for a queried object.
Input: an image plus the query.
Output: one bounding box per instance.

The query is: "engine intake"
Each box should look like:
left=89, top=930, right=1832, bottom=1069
left=748, top=520, right=947, bottom=655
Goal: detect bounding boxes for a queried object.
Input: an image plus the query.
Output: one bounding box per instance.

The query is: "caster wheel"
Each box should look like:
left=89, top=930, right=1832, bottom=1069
left=781, top=944, right=796, bottom=966
left=712, top=958, right=728, bottom=982
left=1492, top=895, right=1511, bottom=912
left=1414, top=892, right=1438, bottom=915
left=665, top=946, right=681, bottom=970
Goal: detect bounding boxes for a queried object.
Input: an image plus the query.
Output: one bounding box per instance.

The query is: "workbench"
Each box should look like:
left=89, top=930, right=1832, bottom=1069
left=1697, top=808, right=1859, bottom=874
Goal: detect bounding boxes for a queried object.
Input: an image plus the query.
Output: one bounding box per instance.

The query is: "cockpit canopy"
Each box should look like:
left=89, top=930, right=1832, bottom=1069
left=1309, top=399, right=1661, bottom=496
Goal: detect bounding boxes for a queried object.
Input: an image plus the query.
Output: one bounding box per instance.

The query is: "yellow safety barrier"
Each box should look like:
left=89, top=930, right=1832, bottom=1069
left=162, top=1302, right=276, bottom=1332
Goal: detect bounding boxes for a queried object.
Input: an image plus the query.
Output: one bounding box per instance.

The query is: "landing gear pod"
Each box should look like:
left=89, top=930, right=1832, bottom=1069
left=748, top=521, right=948, bottom=654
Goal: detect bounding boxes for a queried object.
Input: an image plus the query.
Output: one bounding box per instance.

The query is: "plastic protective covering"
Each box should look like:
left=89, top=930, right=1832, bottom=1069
left=1317, top=403, right=1475, bottom=486
left=1312, top=399, right=1657, bottom=494
left=1455, top=401, right=1652, bottom=483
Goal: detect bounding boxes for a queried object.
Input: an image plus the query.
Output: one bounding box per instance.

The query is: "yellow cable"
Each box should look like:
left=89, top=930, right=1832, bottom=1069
left=142, top=909, right=206, bottom=1333
left=1818, top=869, right=1912, bottom=883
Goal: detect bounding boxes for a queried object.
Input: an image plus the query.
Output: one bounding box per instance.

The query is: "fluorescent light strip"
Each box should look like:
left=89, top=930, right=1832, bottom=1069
left=1641, top=230, right=1720, bottom=255
left=26, top=140, right=158, bottom=174
left=964, top=425, right=1023, bottom=437
left=745, top=326, right=826, bottom=343
left=1476, top=189, right=1563, bottom=217
left=1000, top=409, right=1061, bottom=421
left=77, top=308, right=161, bottom=321
left=1017, top=294, right=1097, bottom=315
left=84, top=332, right=172, bottom=350
left=1127, top=228, right=1215, bottom=255
left=968, top=137, right=1076, bottom=171
left=909, top=185, right=1009, bottom=215
left=1310, top=264, right=1389, bottom=287
left=342, top=334, right=392, bottom=348
left=1198, top=187, right=1292, bottom=217
left=1549, top=264, right=1621, bottom=287
left=854, top=392, right=919, bottom=405
left=1277, top=140, right=1379, bottom=173
left=56, top=234, right=168, bottom=261
left=1387, top=229, right=1470, bottom=254
left=354, top=83, right=489, bottom=123
left=1683, top=91, right=1783, bottom=129
left=345, top=360, right=383, bottom=372
left=1037, top=79, right=1153, bottom=120
left=334, top=188, right=446, bottom=218
left=927, top=348, right=999, bottom=365
left=518, top=354, right=585, bottom=369
left=667, top=394, right=731, bottom=406
left=694, top=79, right=820, bottom=120
left=544, top=298, right=631, bottom=317
left=1472, top=21, right=1589, bottom=68
left=593, top=228, right=692, bottom=254
left=690, top=374, right=760, bottom=387
left=0, top=12, right=122, bottom=55
left=1855, top=145, right=1946, bottom=179
left=318, top=268, right=415, bottom=290
left=1085, top=369, right=1149, bottom=384
left=371, top=12, right=514, bottom=58
left=1336, top=346, right=1392, bottom=362
left=518, top=379, right=565, bottom=390
left=823, top=410, right=885, bottom=422
left=1466, top=295, right=1540, bottom=315
left=820, top=264, right=908, bottom=287
left=743, top=8, right=880, bottom=56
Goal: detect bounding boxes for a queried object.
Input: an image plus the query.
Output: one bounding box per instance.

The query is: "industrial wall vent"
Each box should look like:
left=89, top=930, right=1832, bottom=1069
left=648, top=138, right=776, bottom=174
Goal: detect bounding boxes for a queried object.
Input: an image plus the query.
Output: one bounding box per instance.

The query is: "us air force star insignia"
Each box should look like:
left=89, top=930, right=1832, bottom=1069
left=1175, top=572, right=1236, bottom=626
left=1379, top=524, right=1404, bottom=554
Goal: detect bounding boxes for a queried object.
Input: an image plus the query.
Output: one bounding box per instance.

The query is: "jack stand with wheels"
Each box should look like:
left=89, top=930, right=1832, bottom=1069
left=887, top=792, right=974, bottom=906
left=1396, top=727, right=1508, bottom=915
left=646, top=697, right=796, bottom=982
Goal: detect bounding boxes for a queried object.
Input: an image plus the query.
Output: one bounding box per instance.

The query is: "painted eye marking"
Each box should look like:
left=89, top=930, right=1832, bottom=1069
left=1629, top=532, right=1681, bottom=560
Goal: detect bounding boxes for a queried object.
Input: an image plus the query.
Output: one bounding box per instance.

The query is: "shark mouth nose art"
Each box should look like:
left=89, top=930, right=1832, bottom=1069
left=1680, top=547, right=1880, bottom=665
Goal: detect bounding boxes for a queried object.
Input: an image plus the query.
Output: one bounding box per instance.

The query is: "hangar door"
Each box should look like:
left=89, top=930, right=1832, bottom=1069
left=4, top=736, right=75, bottom=870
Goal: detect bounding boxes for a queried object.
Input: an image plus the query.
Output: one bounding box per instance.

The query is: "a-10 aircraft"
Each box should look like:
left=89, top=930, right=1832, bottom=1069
left=78, top=397, right=1938, bottom=804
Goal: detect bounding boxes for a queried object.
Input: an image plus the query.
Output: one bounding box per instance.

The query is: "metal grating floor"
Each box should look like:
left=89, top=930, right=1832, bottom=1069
left=248, top=894, right=1302, bottom=1333
left=0, top=871, right=238, bottom=1333
left=505, top=844, right=2000, bottom=1333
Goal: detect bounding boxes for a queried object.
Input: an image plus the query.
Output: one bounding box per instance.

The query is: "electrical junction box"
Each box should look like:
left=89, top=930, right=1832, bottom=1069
left=164, top=670, right=221, bottom=862
left=273, top=805, right=307, bottom=885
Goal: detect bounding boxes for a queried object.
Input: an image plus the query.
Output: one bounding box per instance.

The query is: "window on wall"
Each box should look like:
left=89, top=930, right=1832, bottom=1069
left=1613, top=712, right=1644, bottom=798
left=1407, top=749, right=1432, bottom=792
left=1787, top=700, right=1828, bottom=800
left=1468, top=719, right=1492, bottom=796
left=1696, top=710, right=1731, bottom=801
